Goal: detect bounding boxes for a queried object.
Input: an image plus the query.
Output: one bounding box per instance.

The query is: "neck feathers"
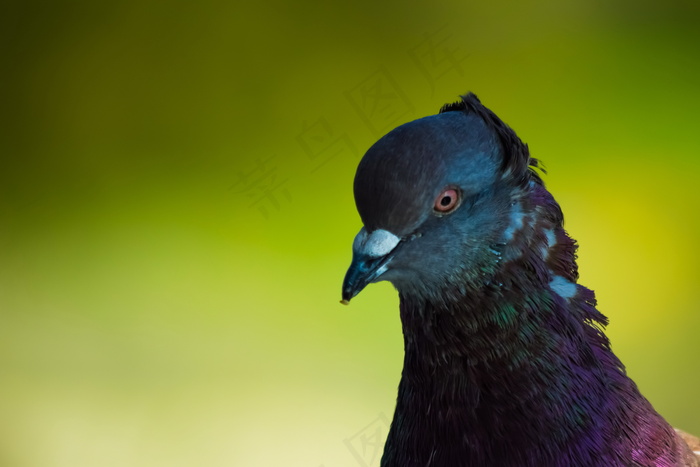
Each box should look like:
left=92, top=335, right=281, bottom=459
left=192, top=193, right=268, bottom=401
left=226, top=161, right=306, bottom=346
left=384, top=186, right=689, bottom=467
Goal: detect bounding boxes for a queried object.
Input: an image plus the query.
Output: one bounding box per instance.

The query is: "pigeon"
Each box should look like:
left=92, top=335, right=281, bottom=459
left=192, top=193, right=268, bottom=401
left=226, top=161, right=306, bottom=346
left=340, top=93, right=700, bottom=467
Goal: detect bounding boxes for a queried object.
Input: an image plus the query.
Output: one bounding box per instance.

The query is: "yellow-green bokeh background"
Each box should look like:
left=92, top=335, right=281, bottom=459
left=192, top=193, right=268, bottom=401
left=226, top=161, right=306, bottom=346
left=2, top=1, right=699, bottom=466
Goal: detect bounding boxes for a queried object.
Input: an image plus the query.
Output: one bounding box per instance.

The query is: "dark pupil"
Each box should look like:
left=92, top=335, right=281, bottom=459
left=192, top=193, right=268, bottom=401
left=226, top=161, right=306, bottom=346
left=440, top=195, right=452, bottom=207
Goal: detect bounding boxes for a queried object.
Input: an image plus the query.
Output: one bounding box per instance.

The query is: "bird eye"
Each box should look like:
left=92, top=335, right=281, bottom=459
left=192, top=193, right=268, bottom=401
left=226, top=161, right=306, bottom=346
left=433, top=188, right=460, bottom=214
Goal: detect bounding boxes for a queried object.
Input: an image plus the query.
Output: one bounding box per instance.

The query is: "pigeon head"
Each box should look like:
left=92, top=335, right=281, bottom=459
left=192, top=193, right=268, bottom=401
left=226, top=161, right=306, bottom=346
left=341, top=93, right=542, bottom=303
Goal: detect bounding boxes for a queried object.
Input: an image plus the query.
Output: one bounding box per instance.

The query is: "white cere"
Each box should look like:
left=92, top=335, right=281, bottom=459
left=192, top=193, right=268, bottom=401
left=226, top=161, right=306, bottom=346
left=549, top=275, right=577, bottom=300
left=353, top=228, right=401, bottom=258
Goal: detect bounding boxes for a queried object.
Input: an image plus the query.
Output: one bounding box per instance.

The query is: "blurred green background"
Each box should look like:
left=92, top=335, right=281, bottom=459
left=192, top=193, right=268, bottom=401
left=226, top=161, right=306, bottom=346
left=1, top=1, right=699, bottom=466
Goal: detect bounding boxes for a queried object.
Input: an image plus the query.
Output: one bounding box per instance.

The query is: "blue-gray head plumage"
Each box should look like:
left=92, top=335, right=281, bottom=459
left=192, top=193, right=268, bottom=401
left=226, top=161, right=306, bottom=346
left=342, top=93, right=541, bottom=302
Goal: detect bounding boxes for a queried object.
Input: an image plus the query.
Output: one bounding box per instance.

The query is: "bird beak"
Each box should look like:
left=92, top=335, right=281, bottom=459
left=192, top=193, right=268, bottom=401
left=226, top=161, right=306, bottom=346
left=341, top=228, right=401, bottom=304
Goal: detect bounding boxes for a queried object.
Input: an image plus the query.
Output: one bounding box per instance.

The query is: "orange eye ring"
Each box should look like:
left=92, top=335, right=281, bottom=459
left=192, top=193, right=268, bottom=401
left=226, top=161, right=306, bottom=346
left=433, top=188, right=460, bottom=214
